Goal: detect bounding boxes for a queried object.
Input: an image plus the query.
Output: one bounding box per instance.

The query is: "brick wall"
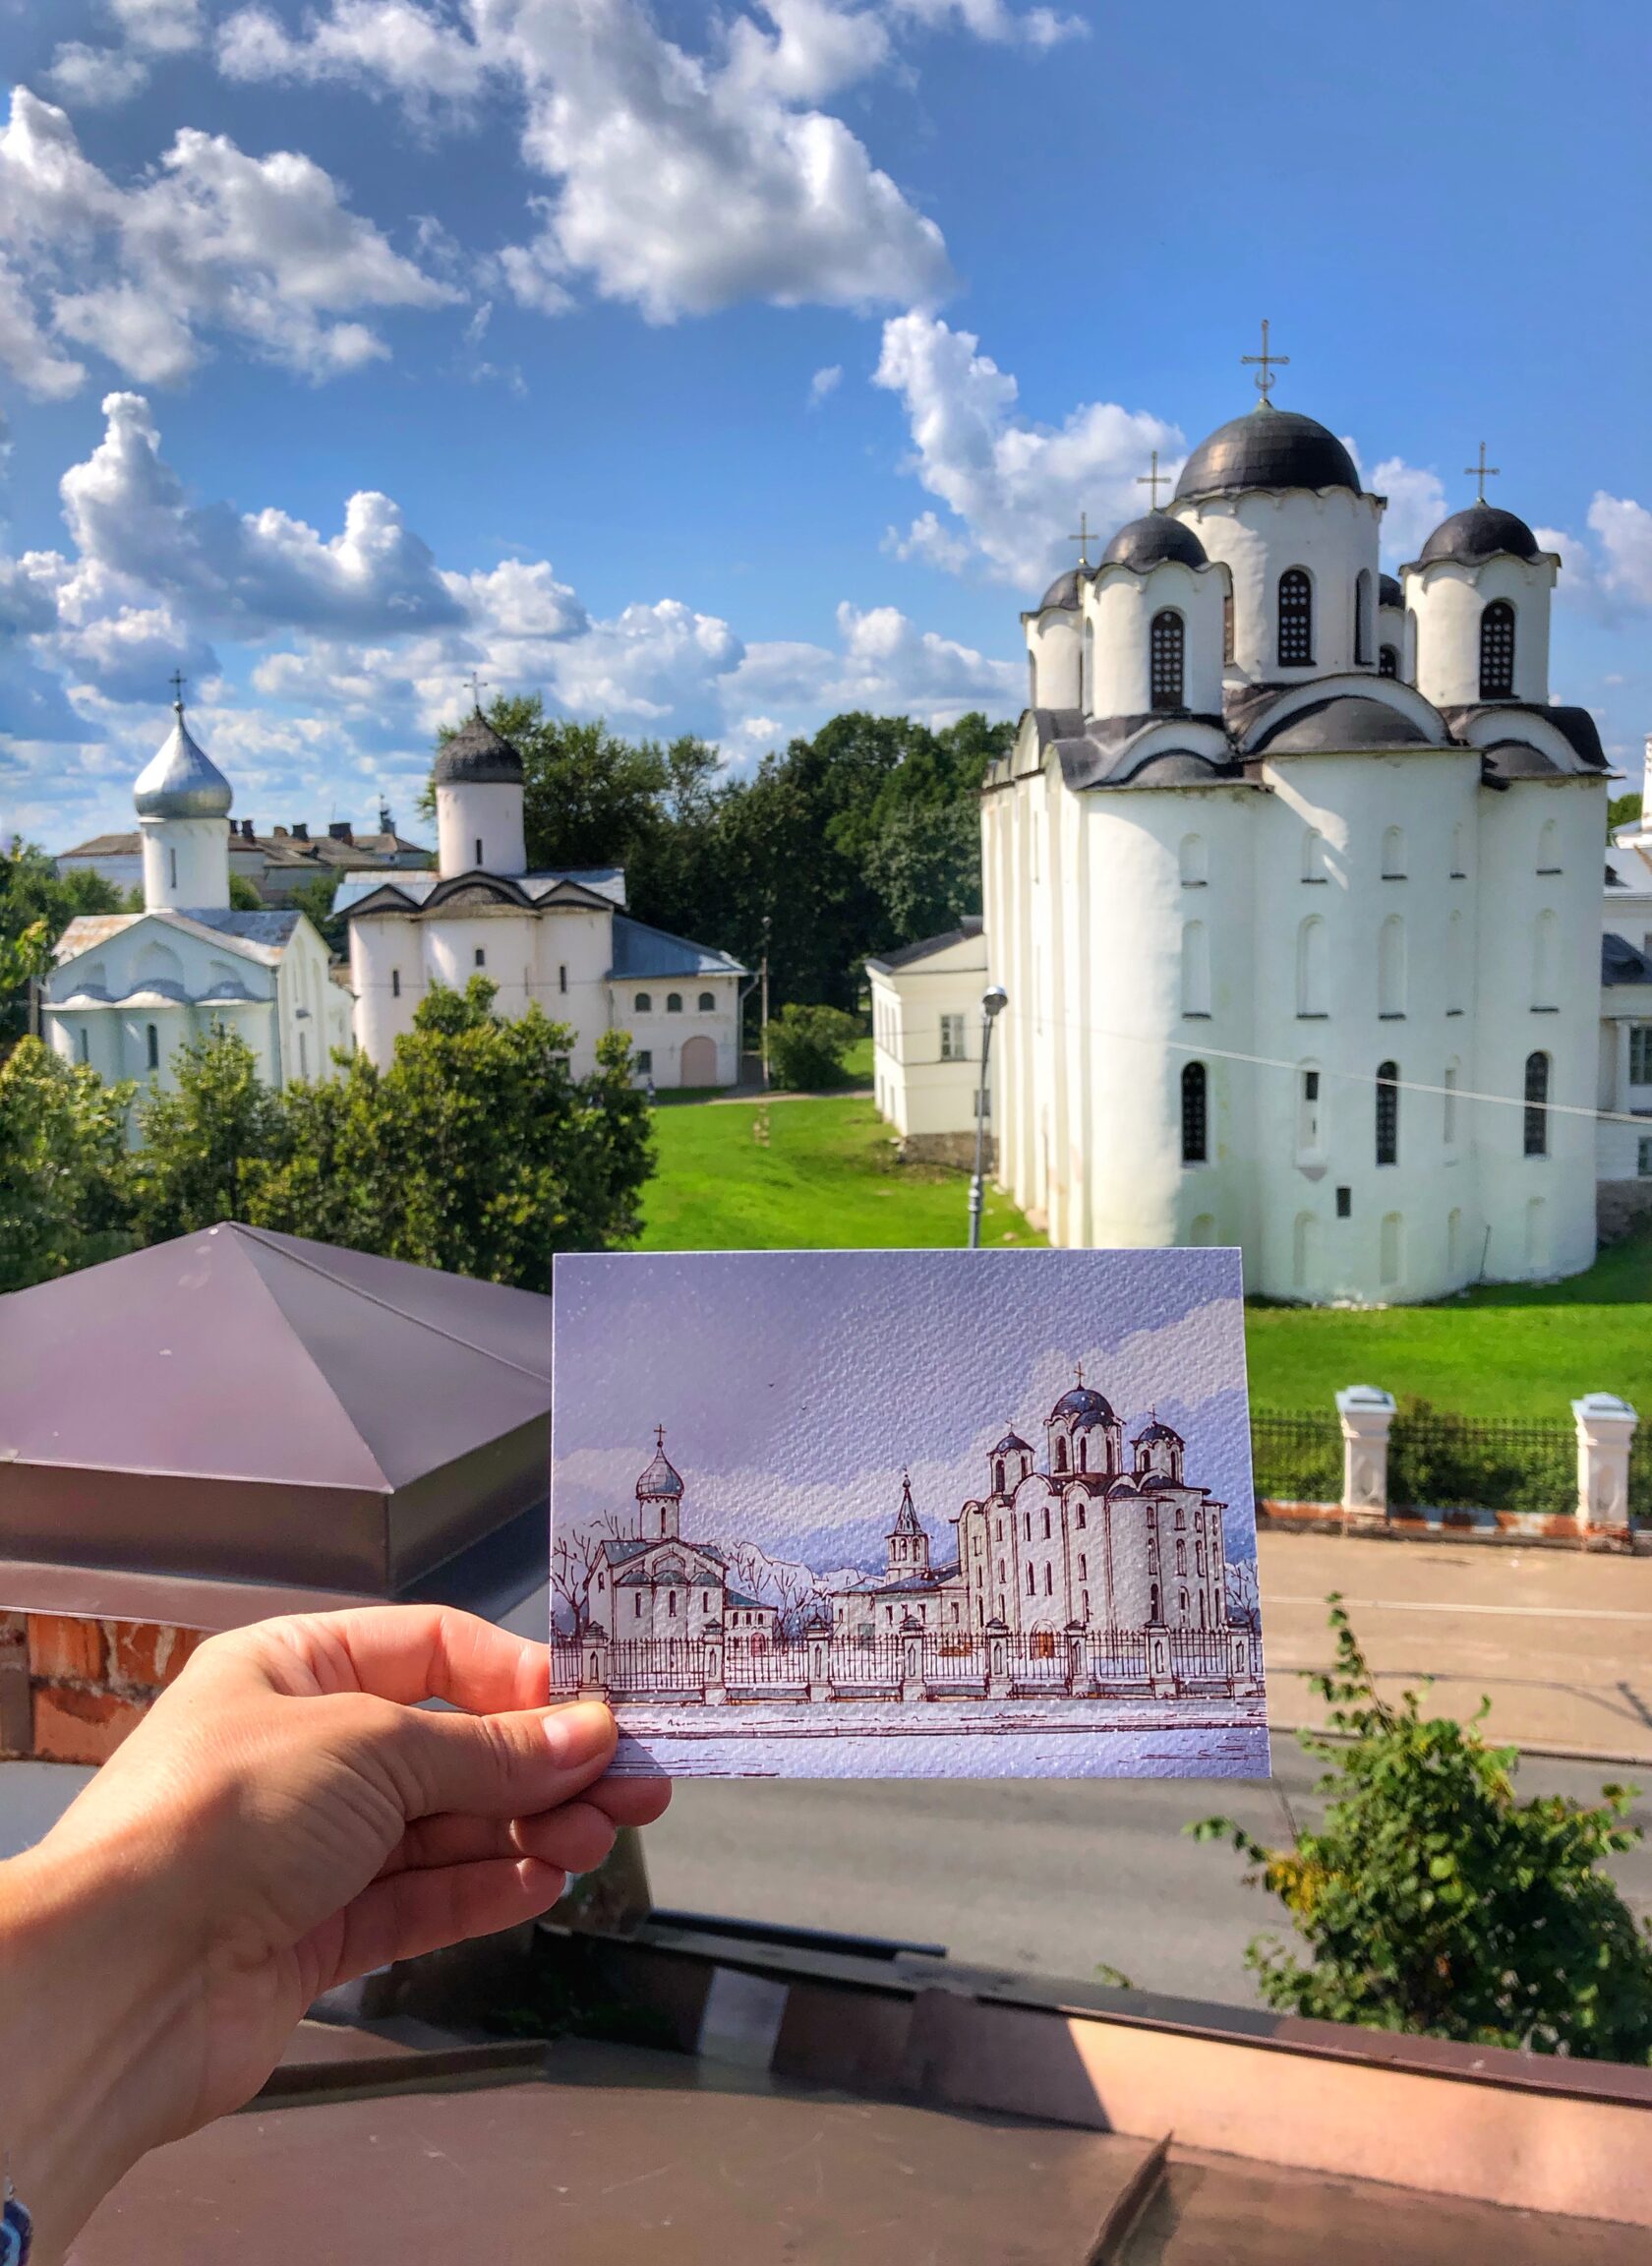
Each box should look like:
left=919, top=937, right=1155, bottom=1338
left=0, top=1611, right=202, bottom=1765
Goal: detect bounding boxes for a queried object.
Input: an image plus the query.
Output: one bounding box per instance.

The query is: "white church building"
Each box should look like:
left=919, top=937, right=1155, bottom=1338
left=42, top=698, right=350, bottom=1094
left=340, top=709, right=747, bottom=1086
left=873, top=386, right=1614, bottom=1303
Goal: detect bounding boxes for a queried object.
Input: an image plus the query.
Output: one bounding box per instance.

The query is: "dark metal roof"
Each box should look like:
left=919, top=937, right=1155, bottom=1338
left=866, top=914, right=985, bottom=975
left=1603, top=932, right=1652, bottom=985
left=1049, top=1384, right=1114, bottom=1429
left=1121, top=752, right=1232, bottom=789
left=1379, top=573, right=1403, bottom=609
left=0, top=1224, right=551, bottom=1595
left=1254, top=695, right=1438, bottom=754
left=1480, top=740, right=1562, bottom=783
left=1098, top=514, right=1208, bottom=571
left=1438, top=701, right=1608, bottom=773
left=992, top=1430, right=1032, bottom=1456
left=431, top=712, right=525, bottom=787
left=1034, top=567, right=1084, bottom=612
left=175, top=907, right=305, bottom=948
left=1417, top=503, right=1539, bottom=566
left=609, top=915, right=745, bottom=980
left=1134, top=1418, right=1183, bottom=1446
left=1173, top=406, right=1361, bottom=503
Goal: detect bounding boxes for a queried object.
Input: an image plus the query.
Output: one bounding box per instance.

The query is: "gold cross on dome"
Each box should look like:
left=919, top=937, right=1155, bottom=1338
left=1137, top=449, right=1169, bottom=509
left=1464, top=442, right=1501, bottom=503
left=1068, top=511, right=1099, bottom=567
left=1241, top=318, right=1289, bottom=402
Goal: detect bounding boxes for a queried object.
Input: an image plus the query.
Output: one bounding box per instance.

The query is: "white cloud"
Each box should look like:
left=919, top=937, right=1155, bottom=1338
left=217, top=0, right=492, bottom=111
left=46, top=44, right=154, bottom=108
left=889, top=0, right=1085, bottom=44
left=110, top=0, right=206, bottom=53
left=1587, top=493, right=1652, bottom=608
left=727, top=600, right=1017, bottom=728
left=0, top=87, right=455, bottom=394
left=873, top=309, right=1180, bottom=590
left=1369, top=454, right=1447, bottom=566
left=808, top=361, right=843, bottom=406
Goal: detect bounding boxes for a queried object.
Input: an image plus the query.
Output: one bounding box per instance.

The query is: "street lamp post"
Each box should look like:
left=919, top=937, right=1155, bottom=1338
left=968, top=984, right=1009, bottom=1249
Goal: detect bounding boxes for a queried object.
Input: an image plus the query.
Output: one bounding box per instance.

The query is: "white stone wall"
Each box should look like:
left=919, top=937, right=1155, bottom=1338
left=1405, top=552, right=1557, bottom=711
left=869, top=935, right=987, bottom=1137
left=1026, top=606, right=1082, bottom=710
left=611, top=972, right=741, bottom=1088
left=1169, top=488, right=1385, bottom=686
left=1087, top=559, right=1226, bottom=718
left=436, top=780, right=528, bottom=879
left=140, top=815, right=230, bottom=912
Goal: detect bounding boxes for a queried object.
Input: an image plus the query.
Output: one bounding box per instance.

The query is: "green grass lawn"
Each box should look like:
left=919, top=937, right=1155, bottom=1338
left=637, top=1092, right=1040, bottom=1251
left=1245, top=1223, right=1652, bottom=1418
left=638, top=1092, right=1651, bottom=1418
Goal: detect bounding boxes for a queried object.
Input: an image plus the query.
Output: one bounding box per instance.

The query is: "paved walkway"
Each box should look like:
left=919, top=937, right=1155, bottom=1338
left=1259, top=1526, right=1652, bottom=1761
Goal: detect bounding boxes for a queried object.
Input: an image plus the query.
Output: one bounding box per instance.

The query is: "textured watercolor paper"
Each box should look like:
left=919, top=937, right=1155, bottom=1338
left=550, top=1248, right=1268, bottom=1779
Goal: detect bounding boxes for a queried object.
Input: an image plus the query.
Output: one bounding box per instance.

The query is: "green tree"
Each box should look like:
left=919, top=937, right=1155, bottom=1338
left=864, top=798, right=981, bottom=944
left=0, top=1038, right=136, bottom=1290
left=1, top=838, right=124, bottom=1053
left=228, top=873, right=266, bottom=911
left=1609, top=792, right=1642, bottom=835
left=285, top=870, right=344, bottom=952
left=762, top=1001, right=861, bottom=1091
left=131, top=1027, right=282, bottom=1242
left=1191, top=1598, right=1652, bottom=2061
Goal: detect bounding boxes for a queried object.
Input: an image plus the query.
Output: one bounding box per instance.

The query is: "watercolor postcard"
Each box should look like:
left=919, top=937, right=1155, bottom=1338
left=550, top=1248, right=1268, bottom=1779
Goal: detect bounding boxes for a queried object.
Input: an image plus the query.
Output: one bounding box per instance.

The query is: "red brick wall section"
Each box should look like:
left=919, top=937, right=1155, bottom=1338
left=0, top=1613, right=204, bottom=1766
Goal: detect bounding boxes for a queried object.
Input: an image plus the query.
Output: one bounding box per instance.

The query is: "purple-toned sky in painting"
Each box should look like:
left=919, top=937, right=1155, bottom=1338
left=552, top=1250, right=1256, bottom=1580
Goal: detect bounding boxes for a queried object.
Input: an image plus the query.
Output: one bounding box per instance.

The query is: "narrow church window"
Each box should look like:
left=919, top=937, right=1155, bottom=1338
left=1222, top=591, right=1235, bottom=664
left=698, top=990, right=715, bottom=1011
left=1024, top=1511, right=1032, bottom=1539
left=1300, top=829, right=1327, bottom=884
left=667, top=992, right=682, bottom=1013
left=1536, top=820, right=1561, bottom=874
left=1378, top=914, right=1406, bottom=1017
left=1180, top=1061, right=1209, bottom=1164
left=1054, top=1437, right=1067, bottom=1473
left=1027, top=1566, right=1035, bottom=1597
left=474, top=838, right=484, bottom=865
left=634, top=1593, right=641, bottom=1617
left=1379, top=645, right=1399, bottom=679
left=668, top=1591, right=677, bottom=1617
left=391, top=969, right=401, bottom=998
left=299, top=1031, right=309, bottom=1078
left=1180, top=921, right=1210, bottom=1017
left=474, top=947, right=486, bottom=968
left=1042, top=1508, right=1051, bottom=1539
left=1277, top=568, right=1314, bottom=666
left=1335, top=1185, right=1351, bottom=1219
left=146, top=1022, right=159, bottom=1071
left=1076, top=1506, right=1086, bottom=1528
left=994, top=1460, right=1005, bottom=1494
left=1150, top=610, right=1185, bottom=711
left=1479, top=600, right=1515, bottom=698
left=1532, top=909, right=1559, bottom=1008
left=1376, top=1060, right=1399, bottom=1165
left=168, top=846, right=178, bottom=890
left=1299, top=1067, right=1322, bottom=1152
left=1150, top=1581, right=1160, bottom=1623
left=1043, top=1565, right=1053, bottom=1595
left=1443, top=1063, right=1459, bottom=1146
left=1179, top=834, right=1208, bottom=888
left=1524, top=1050, right=1550, bottom=1157
left=635, top=992, right=652, bottom=1013
left=1354, top=570, right=1372, bottom=665
left=560, top=965, right=568, bottom=993
left=1382, top=826, right=1406, bottom=878
left=1296, top=916, right=1328, bottom=1017
left=77, top=1029, right=88, bottom=1063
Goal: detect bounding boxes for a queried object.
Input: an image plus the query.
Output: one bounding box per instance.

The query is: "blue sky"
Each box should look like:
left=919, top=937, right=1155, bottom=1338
left=1, top=0, right=1648, bottom=847
left=551, top=1247, right=1255, bottom=1577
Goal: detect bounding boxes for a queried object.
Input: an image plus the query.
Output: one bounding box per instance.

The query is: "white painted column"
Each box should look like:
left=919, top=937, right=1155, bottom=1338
left=1570, top=1394, right=1638, bottom=1539
left=1335, top=1386, right=1397, bottom=1520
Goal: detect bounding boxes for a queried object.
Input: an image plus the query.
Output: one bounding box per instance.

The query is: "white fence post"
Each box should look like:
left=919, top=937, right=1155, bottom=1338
left=1335, top=1386, right=1396, bottom=1521
left=1571, top=1395, right=1638, bottom=1540
left=1146, top=1626, right=1176, bottom=1700
left=985, top=1619, right=1011, bottom=1700
left=901, top=1617, right=925, bottom=1702
left=807, top=1631, right=830, bottom=1703
left=1065, top=1623, right=1093, bottom=1699
left=578, top=1626, right=610, bottom=1700
left=703, top=1626, right=727, bottom=1706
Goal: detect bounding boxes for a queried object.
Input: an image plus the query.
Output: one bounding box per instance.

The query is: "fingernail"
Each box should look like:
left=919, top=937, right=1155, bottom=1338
left=543, top=1700, right=614, bottom=1761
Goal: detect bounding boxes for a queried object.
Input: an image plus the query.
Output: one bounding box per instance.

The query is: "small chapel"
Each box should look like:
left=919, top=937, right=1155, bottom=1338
left=42, top=695, right=350, bottom=1096
left=578, top=1431, right=780, bottom=1645
left=872, top=339, right=1613, bottom=1303
left=338, top=709, right=747, bottom=1086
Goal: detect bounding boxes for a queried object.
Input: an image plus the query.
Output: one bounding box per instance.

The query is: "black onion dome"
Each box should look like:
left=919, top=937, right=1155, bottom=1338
left=636, top=1439, right=684, bottom=1498
left=993, top=1429, right=1032, bottom=1456
left=1050, top=1383, right=1114, bottom=1430
left=1035, top=567, right=1084, bottom=612
left=1418, top=503, right=1539, bottom=566
left=1379, top=572, right=1403, bottom=609
left=432, top=711, right=524, bottom=787
left=1174, top=406, right=1360, bottom=503
left=1134, top=1417, right=1183, bottom=1447
left=1098, top=513, right=1208, bottom=571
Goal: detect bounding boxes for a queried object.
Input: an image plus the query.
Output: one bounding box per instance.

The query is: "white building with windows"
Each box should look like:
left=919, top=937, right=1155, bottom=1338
left=1601, top=734, right=1652, bottom=1214
left=340, top=709, right=746, bottom=1086
left=577, top=1432, right=780, bottom=1645
left=874, top=391, right=1613, bottom=1301
left=41, top=700, right=349, bottom=1097
left=868, top=915, right=987, bottom=1150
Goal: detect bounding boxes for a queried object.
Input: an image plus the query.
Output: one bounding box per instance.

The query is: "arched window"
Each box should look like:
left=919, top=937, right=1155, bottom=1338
left=1150, top=1581, right=1161, bottom=1623
left=994, top=1459, right=1005, bottom=1494
left=1375, top=1060, right=1399, bottom=1165
left=1523, top=1050, right=1550, bottom=1157
left=1054, top=1435, right=1068, bottom=1472
left=1354, top=569, right=1372, bottom=666
left=1301, top=827, right=1327, bottom=883
left=1446, top=910, right=1467, bottom=1014
left=1296, top=915, right=1328, bottom=1017
left=1379, top=914, right=1406, bottom=1017
left=1150, top=609, right=1185, bottom=711
left=697, top=990, right=715, bottom=1011
left=1536, top=819, right=1561, bottom=874
left=1381, top=826, right=1406, bottom=879
left=1292, top=1211, right=1319, bottom=1292
left=1378, top=644, right=1399, bottom=680
left=1296, top=1065, right=1322, bottom=1158
left=1181, top=1061, right=1209, bottom=1164
left=634, top=991, right=652, bottom=1013
left=1380, top=1212, right=1403, bottom=1288
left=1532, top=909, right=1558, bottom=1008
left=146, top=1022, right=159, bottom=1071
left=1178, top=833, right=1208, bottom=888
left=1277, top=568, right=1314, bottom=666
left=473, top=946, right=486, bottom=968
left=666, top=992, right=683, bottom=1013
left=1479, top=600, right=1515, bottom=698
left=1181, top=921, right=1210, bottom=1016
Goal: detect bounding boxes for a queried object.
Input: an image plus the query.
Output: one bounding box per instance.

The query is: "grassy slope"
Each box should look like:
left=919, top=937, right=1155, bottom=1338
left=1245, top=1222, right=1652, bottom=1416
left=637, top=1094, right=1041, bottom=1251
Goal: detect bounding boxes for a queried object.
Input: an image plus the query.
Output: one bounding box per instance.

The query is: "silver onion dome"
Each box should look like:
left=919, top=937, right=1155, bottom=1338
left=134, top=701, right=233, bottom=820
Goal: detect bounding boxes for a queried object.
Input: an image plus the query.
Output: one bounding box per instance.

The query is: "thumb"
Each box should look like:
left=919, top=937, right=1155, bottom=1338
left=369, top=1698, right=619, bottom=1822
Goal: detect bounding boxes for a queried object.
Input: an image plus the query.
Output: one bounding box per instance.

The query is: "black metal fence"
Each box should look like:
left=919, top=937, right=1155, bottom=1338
left=1250, top=1408, right=1342, bottom=1505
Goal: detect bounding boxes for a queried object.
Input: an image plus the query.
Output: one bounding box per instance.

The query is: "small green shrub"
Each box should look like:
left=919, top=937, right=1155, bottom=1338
left=1387, top=1395, right=1572, bottom=1514
left=1191, top=1597, right=1652, bottom=2061
left=762, top=1002, right=861, bottom=1091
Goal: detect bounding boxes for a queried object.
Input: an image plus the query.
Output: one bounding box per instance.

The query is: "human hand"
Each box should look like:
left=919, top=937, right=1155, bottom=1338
left=0, top=1605, right=669, bottom=2262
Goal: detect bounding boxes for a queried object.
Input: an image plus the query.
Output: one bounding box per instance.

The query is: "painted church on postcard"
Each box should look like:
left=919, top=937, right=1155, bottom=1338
left=831, top=1374, right=1230, bottom=1641
left=870, top=339, right=1615, bottom=1305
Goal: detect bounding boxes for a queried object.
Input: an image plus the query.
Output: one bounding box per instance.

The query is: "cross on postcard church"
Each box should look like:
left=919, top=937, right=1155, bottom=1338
left=870, top=343, right=1613, bottom=1304
left=831, top=1375, right=1230, bottom=1641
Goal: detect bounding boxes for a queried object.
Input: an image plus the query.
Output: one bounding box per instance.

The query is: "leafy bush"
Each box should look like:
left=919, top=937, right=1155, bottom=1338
left=1250, top=1409, right=1342, bottom=1504
left=762, top=1002, right=860, bottom=1091
left=1192, top=1598, right=1652, bottom=2061
left=1387, top=1395, right=1572, bottom=1514
left=0, top=1039, right=136, bottom=1289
